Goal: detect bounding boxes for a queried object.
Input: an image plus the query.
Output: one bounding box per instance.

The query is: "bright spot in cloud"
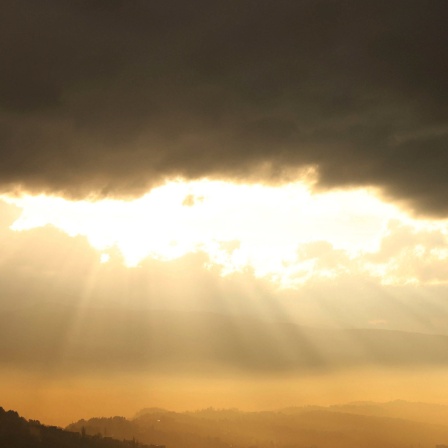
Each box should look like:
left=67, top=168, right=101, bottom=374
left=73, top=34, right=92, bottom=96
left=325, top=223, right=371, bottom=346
left=4, top=179, right=448, bottom=287
left=100, top=253, right=110, bottom=264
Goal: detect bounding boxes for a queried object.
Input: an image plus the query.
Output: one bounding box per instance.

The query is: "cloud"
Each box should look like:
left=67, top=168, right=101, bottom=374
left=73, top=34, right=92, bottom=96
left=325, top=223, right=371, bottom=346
left=0, top=200, right=21, bottom=233
left=363, top=220, right=448, bottom=283
left=1, top=1, right=447, bottom=215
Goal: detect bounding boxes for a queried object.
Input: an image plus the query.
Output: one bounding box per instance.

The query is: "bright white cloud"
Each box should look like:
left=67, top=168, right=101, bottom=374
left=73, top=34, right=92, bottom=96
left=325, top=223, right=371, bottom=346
left=4, top=179, right=448, bottom=287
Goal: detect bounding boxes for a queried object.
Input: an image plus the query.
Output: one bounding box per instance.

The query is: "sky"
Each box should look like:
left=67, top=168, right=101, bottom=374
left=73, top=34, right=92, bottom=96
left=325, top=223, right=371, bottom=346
left=1, top=0, right=448, bottom=426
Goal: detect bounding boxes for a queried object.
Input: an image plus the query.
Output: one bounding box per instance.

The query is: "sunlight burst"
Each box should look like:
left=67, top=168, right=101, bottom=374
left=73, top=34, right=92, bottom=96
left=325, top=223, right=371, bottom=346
left=4, top=179, right=447, bottom=287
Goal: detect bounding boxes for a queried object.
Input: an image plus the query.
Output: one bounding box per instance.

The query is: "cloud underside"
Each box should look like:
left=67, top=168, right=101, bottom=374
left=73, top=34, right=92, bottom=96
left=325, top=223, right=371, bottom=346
left=1, top=1, right=447, bottom=215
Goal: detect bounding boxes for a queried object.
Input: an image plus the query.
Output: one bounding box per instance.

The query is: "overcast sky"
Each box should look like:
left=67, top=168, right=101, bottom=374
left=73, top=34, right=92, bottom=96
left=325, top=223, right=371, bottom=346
left=1, top=0, right=447, bottom=215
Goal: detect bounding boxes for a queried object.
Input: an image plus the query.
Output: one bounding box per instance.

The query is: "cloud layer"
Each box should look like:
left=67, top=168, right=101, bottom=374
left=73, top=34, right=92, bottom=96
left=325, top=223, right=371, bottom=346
left=1, top=1, right=447, bottom=214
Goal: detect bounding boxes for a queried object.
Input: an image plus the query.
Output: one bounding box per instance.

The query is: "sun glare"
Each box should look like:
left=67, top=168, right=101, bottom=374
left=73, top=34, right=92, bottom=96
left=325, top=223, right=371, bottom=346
left=4, top=179, right=446, bottom=287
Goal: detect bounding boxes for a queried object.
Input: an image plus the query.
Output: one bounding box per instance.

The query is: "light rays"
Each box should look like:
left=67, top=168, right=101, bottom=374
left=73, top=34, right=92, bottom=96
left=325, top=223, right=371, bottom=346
left=4, top=185, right=448, bottom=424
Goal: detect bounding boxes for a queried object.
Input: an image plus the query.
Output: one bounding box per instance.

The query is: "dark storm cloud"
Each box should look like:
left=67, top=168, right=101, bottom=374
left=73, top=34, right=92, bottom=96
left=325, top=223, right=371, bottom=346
left=1, top=1, right=447, bottom=214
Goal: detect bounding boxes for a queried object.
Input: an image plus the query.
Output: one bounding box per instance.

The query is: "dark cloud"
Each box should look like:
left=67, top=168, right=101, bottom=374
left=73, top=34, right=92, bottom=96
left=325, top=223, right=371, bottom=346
left=1, top=1, right=447, bottom=214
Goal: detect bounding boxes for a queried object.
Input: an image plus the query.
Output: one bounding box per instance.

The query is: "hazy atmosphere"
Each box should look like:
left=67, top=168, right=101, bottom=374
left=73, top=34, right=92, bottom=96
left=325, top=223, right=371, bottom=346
left=1, top=1, right=448, bottom=444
